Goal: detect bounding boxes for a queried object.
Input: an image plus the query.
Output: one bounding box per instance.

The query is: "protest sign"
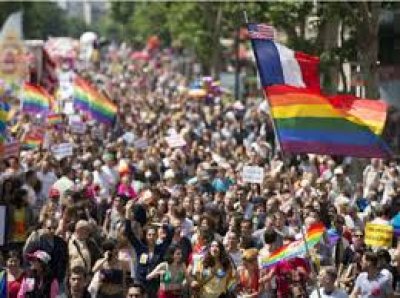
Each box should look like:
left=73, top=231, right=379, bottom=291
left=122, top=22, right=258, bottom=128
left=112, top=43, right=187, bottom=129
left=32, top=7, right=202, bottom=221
left=51, top=143, right=73, bottom=160
left=365, top=222, right=393, bottom=248
left=70, top=121, right=87, bottom=134
left=165, top=135, right=186, bottom=148
left=134, top=138, right=148, bottom=149
left=242, top=165, right=264, bottom=184
left=0, top=141, right=20, bottom=158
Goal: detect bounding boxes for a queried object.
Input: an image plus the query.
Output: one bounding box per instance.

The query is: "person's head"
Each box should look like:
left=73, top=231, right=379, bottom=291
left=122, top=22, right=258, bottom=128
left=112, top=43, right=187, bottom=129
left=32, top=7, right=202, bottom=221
left=377, top=249, right=391, bottom=269
left=242, top=248, right=258, bottom=268
left=6, top=250, right=22, bottom=270
left=69, top=266, right=87, bottom=296
left=43, top=218, right=58, bottom=236
left=204, top=240, right=231, bottom=271
left=362, top=251, right=378, bottom=271
left=320, top=266, right=337, bottom=292
left=264, top=229, right=278, bottom=246
left=240, top=219, right=253, bottom=235
left=102, top=239, right=118, bottom=261
left=225, top=231, right=239, bottom=250
left=126, top=282, right=146, bottom=298
left=75, top=220, right=90, bottom=240
left=144, top=226, right=157, bottom=246
left=164, top=245, right=183, bottom=265
left=200, top=215, right=215, bottom=232
left=27, top=250, right=51, bottom=274
left=352, top=229, right=364, bottom=247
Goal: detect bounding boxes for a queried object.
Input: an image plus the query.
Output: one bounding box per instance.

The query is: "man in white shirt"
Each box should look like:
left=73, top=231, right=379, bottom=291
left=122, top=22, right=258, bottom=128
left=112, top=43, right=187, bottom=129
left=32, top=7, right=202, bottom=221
left=92, top=159, right=110, bottom=196
left=37, top=160, right=58, bottom=199
left=101, top=153, right=119, bottom=191
left=310, top=266, right=348, bottom=298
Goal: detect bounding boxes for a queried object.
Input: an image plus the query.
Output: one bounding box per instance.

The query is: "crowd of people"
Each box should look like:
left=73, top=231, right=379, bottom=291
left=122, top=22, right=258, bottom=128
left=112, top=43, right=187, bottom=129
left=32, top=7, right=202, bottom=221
left=1, top=43, right=400, bottom=298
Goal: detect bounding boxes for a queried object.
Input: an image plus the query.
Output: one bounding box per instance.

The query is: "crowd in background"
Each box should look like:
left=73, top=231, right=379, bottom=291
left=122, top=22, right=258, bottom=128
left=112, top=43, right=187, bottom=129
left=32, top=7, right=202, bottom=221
left=1, top=44, right=400, bottom=298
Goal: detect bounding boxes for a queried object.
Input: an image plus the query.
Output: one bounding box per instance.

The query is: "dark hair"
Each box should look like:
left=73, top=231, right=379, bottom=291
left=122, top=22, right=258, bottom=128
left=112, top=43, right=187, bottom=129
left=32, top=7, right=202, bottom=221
left=364, top=251, right=378, bottom=266
left=13, top=189, right=28, bottom=208
left=7, top=250, right=22, bottom=264
left=102, top=239, right=117, bottom=252
left=264, top=229, right=278, bottom=244
left=25, top=170, right=36, bottom=181
left=128, top=281, right=146, bottom=294
left=164, top=245, right=183, bottom=264
left=377, top=249, right=391, bottom=265
left=199, top=215, right=216, bottom=231
left=203, top=241, right=231, bottom=272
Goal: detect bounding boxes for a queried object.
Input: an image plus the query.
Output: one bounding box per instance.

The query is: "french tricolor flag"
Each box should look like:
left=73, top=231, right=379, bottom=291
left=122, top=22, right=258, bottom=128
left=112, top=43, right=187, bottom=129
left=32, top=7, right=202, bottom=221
left=248, top=23, right=320, bottom=92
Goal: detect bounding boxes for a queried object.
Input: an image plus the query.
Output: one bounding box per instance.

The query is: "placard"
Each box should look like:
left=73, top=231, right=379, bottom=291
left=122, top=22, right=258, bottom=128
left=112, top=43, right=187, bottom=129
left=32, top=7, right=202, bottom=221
left=242, top=166, right=264, bottom=184
left=51, top=143, right=73, bottom=160
left=165, top=135, right=186, bottom=148
left=365, top=222, right=393, bottom=248
left=70, top=121, right=87, bottom=134
left=0, top=141, right=20, bottom=159
left=134, top=138, right=149, bottom=149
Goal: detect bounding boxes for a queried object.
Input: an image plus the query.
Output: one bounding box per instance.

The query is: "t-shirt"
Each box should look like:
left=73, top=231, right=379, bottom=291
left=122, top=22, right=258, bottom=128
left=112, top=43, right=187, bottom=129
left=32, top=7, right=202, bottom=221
left=310, top=288, right=348, bottom=298
left=354, top=272, right=393, bottom=298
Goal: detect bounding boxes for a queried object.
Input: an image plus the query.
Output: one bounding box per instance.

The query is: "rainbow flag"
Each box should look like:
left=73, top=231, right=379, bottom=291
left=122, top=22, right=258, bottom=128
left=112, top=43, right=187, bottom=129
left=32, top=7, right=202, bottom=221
left=73, top=77, right=117, bottom=125
left=265, top=85, right=392, bottom=159
left=259, top=222, right=325, bottom=268
left=22, top=83, right=53, bottom=114
left=22, top=129, right=44, bottom=149
left=47, top=113, right=63, bottom=126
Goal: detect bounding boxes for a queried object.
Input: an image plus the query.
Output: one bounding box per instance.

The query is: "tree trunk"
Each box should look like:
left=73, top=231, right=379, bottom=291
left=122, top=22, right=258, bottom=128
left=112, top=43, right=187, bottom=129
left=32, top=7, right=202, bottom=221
left=210, top=3, right=223, bottom=78
left=317, top=9, right=341, bottom=94
left=357, top=1, right=380, bottom=98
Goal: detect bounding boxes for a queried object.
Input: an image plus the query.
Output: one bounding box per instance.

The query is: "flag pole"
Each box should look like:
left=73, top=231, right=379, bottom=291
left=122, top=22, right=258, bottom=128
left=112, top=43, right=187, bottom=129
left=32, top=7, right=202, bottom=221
left=243, top=9, right=322, bottom=298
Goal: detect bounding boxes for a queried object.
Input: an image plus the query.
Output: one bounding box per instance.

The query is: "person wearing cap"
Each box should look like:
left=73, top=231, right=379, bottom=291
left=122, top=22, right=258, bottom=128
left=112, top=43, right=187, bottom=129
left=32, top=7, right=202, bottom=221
left=23, top=218, right=68, bottom=284
left=310, top=266, right=348, bottom=298
left=18, top=250, right=60, bottom=298
left=237, top=248, right=259, bottom=298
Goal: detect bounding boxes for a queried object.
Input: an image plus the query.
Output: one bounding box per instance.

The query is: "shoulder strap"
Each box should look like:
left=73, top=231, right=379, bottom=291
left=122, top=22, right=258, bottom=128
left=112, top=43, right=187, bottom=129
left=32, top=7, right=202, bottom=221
left=73, top=239, right=89, bottom=271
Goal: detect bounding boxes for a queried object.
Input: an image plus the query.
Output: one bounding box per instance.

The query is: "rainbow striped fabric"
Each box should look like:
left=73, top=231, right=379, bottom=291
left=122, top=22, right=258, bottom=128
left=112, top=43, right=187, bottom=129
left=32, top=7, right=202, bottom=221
left=0, top=270, right=6, bottom=298
left=73, top=77, right=117, bottom=125
left=47, top=113, right=63, bottom=126
left=22, top=128, right=44, bottom=149
left=22, top=83, right=53, bottom=114
left=259, top=222, right=325, bottom=268
left=266, top=85, right=392, bottom=159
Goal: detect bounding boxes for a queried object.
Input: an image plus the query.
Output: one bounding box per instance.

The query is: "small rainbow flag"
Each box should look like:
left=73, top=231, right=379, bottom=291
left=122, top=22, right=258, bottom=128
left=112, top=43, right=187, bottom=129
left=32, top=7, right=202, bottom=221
left=47, top=113, right=63, bottom=126
left=22, top=129, right=44, bottom=149
left=73, top=77, right=117, bottom=125
left=259, top=222, right=326, bottom=268
left=22, top=83, right=53, bottom=114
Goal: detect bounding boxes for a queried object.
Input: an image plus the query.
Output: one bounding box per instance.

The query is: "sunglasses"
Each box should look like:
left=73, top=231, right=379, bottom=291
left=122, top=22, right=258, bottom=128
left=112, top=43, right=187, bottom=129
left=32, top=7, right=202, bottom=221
left=353, top=234, right=363, bottom=238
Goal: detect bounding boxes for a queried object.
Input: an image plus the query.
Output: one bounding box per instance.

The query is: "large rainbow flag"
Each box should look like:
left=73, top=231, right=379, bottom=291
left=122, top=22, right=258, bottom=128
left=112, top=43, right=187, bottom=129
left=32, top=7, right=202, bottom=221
left=259, top=222, right=325, bottom=268
left=266, top=85, right=391, bottom=159
left=73, top=77, right=117, bottom=125
left=22, top=83, right=53, bottom=114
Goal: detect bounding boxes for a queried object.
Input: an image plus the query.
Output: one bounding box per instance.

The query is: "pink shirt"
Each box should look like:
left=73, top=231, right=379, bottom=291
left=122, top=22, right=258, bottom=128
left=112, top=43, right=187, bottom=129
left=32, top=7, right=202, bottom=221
left=18, top=277, right=59, bottom=298
left=117, top=183, right=137, bottom=199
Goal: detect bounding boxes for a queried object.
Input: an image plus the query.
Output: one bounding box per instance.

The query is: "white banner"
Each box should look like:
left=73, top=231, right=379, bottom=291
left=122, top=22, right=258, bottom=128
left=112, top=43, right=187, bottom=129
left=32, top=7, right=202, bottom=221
left=134, top=138, right=149, bottom=149
left=70, top=121, right=87, bottom=134
left=242, top=166, right=264, bottom=184
left=51, top=142, right=73, bottom=160
left=165, top=135, right=186, bottom=148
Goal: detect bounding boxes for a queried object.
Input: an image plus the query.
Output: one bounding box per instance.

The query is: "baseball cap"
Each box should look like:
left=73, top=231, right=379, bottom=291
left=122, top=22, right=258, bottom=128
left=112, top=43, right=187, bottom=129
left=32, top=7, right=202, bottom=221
left=26, top=250, right=51, bottom=264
